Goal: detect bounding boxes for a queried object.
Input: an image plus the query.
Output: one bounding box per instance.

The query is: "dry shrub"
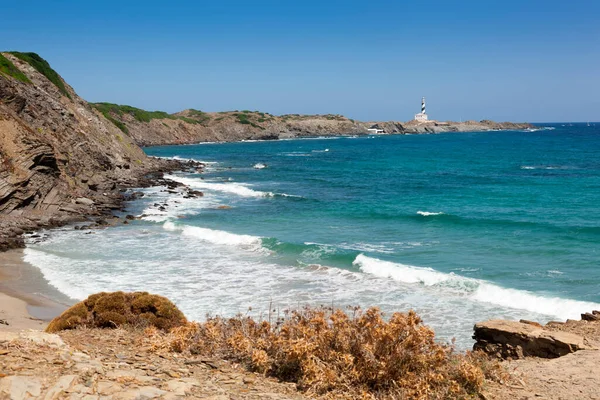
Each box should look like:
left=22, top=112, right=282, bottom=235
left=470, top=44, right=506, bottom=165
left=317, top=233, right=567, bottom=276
left=46, top=291, right=187, bottom=333
left=159, top=306, right=501, bottom=399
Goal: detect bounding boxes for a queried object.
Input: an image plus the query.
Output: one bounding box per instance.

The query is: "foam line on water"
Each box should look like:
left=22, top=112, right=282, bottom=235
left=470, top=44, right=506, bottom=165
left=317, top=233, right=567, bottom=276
left=155, top=155, right=218, bottom=164
left=163, top=221, right=265, bottom=251
left=353, top=254, right=600, bottom=320
left=417, top=211, right=444, bottom=216
left=165, top=174, right=303, bottom=199
left=166, top=174, right=273, bottom=197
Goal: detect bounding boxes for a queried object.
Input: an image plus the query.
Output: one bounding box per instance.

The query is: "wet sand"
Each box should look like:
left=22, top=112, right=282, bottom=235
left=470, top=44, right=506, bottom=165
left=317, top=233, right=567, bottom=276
left=0, top=249, right=72, bottom=331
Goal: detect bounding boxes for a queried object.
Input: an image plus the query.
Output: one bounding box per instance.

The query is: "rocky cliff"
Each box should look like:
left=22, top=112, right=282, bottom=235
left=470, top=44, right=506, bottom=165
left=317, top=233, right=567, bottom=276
left=89, top=105, right=384, bottom=146
left=0, top=52, right=173, bottom=251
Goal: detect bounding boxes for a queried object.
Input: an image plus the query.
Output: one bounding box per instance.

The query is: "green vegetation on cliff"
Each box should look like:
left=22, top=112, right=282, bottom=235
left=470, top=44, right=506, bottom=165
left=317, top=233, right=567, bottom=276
left=186, top=109, right=211, bottom=124
left=91, top=103, right=208, bottom=134
left=0, top=53, right=31, bottom=84
left=8, top=52, right=71, bottom=98
left=234, top=111, right=264, bottom=129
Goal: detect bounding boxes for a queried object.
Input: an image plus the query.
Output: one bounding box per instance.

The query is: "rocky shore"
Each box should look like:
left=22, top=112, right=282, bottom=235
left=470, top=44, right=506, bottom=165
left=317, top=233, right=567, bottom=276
left=0, top=52, right=206, bottom=252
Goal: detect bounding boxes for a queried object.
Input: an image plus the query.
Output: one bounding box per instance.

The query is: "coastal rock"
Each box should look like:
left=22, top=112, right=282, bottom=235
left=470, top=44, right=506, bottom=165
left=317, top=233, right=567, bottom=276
left=74, top=197, right=95, bottom=206
left=473, top=319, right=590, bottom=359
left=581, top=312, right=600, bottom=321
left=113, top=386, right=167, bottom=400
left=0, top=375, right=42, bottom=399
left=44, top=375, right=78, bottom=399
left=0, top=52, right=186, bottom=253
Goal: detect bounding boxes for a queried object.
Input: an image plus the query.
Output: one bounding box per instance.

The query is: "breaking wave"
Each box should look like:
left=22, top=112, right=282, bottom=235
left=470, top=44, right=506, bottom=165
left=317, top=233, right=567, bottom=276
left=353, top=254, right=600, bottom=320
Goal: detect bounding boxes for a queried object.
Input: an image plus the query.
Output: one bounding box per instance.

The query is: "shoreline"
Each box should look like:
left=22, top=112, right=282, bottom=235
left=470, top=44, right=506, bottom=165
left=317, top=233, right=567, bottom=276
left=0, top=249, right=71, bottom=331
left=0, top=161, right=204, bottom=331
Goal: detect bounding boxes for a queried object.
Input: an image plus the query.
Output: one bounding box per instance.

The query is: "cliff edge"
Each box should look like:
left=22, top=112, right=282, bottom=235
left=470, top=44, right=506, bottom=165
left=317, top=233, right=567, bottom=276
left=0, top=52, right=173, bottom=251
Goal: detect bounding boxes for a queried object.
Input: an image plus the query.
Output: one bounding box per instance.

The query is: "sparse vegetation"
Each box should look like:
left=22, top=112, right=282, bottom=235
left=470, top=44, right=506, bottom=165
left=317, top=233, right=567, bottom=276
left=91, top=103, right=173, bottom=123
left=185, top=109, right=211, bottom=124
left=8, top=52, right=71, bottom=98
left=91, top=103, right=210, bottom=133
left=235, top=112, right=263, bottom=129
left=46, top=291, right=187, bottom=332
left=0, top=53, right=31, bottom=83
left=149, top=306, right=504, bottom=399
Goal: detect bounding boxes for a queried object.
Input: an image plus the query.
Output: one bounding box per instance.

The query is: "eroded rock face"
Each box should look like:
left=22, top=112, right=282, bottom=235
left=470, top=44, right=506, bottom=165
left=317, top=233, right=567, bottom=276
left=473, top=319, right=591, bottom=359
left=0, top=52, right=171, bottom=251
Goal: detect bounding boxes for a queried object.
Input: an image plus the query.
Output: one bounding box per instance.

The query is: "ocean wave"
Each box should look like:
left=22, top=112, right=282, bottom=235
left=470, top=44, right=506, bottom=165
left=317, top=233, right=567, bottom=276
left=165, top=174, right=304, bottom=199
left=165, top=174, right=274, bottom=197
left=520, top=165, right=577, bottom=170
left=353, top=254, right=600, bottom=320
left=312, top=149, right=330, bottom=153
left=523, top=127, right=555, bottom=132
left=281, top=152, right=311, bottom=157
left=155, top=155, right=218, bottom=164
left=163, top=221, right=265, bottom=251
left=253, top=163, right=267, bottom=169
left=417, top=211, right=444, bottom=216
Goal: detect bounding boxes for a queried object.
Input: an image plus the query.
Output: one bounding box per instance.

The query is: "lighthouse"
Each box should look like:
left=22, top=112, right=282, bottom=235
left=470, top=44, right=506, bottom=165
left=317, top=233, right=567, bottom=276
left=414, top=97, right=428, bottom=122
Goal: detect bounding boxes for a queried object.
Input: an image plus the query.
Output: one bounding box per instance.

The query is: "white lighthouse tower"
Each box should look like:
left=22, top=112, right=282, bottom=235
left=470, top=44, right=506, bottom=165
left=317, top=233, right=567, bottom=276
left=414, top=97, right=428, bottom=122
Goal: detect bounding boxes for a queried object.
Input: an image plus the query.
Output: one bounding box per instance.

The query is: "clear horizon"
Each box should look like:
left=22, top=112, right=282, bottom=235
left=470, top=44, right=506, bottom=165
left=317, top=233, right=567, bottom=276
left=3, top=0, right=599, bottom=123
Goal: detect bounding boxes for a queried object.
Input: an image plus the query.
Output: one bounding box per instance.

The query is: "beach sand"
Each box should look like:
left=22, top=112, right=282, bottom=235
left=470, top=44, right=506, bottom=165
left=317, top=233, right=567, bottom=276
left=0, top=249, right=71, bottom=332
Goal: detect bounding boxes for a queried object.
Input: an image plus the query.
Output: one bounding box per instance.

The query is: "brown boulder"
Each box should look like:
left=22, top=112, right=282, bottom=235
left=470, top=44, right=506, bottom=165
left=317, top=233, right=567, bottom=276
left=581, top=312, right=600, bottom=321
left=473, top=319, right=591, bottom=359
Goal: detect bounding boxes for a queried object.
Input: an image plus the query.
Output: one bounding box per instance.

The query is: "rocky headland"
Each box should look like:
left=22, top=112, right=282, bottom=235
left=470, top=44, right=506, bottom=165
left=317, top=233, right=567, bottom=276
left=0, top=52, right=198, bottom=252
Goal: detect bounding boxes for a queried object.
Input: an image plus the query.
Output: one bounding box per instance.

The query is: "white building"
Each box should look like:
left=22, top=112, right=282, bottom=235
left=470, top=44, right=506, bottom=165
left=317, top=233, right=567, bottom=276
left=414, top=97, right=428, bottom=121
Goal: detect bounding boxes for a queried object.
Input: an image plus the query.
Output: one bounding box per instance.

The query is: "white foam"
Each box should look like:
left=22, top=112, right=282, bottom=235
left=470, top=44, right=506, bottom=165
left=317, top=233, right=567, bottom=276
left=253, top=163, right=267, bottom=169
left=417, top=211, right=444, bottom=216
left=521, top=165, right=575, bottom=170
left=163, top=221, right=265, bottom=251
left=165, top=174, right=274, bottom=198
left=471, top=283, right=600, bottom=320
left=281, top=152, right=311, bottom=157
left=548, top=270, right=564, bottom=275
left=353, top=254, right=600, bottom=320
left=156, top=155, right=218, bottom=164
left=136, top=185, right=218, bottom=222
left=354, top=254, right=462, bottom=286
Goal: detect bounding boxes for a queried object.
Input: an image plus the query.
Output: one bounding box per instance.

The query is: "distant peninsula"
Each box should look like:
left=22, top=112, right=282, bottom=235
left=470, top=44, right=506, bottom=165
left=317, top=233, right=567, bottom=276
left=90, top=103, right=534, bottom=147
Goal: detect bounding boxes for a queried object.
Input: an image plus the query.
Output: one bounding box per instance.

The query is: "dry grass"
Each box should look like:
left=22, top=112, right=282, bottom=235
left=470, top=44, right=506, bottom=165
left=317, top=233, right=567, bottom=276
left=46, top=291, right=187, bottom=333
left=144, top=306, right=505, bottom=399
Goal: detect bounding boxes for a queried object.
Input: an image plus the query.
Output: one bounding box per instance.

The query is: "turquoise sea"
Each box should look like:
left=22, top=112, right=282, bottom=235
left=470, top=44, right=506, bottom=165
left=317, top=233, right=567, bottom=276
left=24, top=124, right=600, bottom=348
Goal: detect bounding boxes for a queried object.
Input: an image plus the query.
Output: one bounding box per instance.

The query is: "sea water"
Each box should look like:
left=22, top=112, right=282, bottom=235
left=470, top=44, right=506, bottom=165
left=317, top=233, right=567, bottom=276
left=24, top=124, right=600, bottom=348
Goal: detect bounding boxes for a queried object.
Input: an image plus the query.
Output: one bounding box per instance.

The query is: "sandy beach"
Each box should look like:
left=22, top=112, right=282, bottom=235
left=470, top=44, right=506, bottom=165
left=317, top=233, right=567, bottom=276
left=0, top=249, right=70, bottom=332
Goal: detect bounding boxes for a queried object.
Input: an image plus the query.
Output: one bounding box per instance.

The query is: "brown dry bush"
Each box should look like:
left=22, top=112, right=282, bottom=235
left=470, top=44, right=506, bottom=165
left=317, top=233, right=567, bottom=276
left=46, top=291, right=187, bottom=333
left=153, top=306, right=503, bottom=399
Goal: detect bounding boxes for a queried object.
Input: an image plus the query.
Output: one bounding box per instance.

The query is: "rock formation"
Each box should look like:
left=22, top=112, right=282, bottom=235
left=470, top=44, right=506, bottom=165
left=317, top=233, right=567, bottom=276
left=0, top=52, right=175, bottom=251
left=473, top=319, right=590, bottom=359
left=473, top=311, right=600, bottom=360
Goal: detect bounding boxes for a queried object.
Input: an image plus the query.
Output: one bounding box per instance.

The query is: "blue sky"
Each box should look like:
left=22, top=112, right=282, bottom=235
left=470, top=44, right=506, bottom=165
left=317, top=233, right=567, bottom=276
left=2, top=0, right=599, bottom=122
